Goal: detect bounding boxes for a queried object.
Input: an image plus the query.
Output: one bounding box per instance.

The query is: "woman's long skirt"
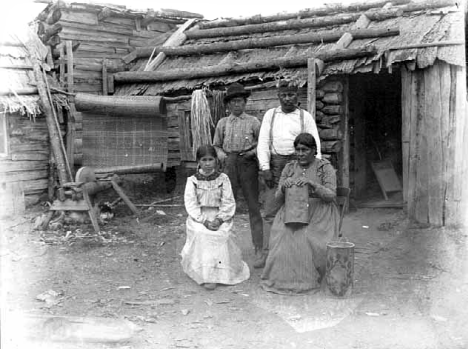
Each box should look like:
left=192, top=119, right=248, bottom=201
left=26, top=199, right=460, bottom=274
left=261, top=198, right=339, bottom=294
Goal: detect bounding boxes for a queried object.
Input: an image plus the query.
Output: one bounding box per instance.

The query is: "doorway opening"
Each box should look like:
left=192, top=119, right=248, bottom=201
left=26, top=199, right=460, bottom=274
left=348, top=71, right=403, bottom=207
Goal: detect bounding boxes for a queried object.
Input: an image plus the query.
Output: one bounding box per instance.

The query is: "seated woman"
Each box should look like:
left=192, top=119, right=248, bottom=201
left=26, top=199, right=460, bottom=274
left=182, top=145, right=250, bottom=291
left=261, top=133, right=339, bottom=294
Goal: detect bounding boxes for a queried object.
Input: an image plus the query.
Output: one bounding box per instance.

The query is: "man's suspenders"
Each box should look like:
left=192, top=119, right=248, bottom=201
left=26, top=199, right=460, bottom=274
left=269, top=108, right=305, bottom=153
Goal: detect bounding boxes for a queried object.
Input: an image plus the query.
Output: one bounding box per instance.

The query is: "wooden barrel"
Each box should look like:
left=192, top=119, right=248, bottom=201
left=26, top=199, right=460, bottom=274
left=325, top=241, right=355, bottom=297
left=284, top=185, right=309, bottom=225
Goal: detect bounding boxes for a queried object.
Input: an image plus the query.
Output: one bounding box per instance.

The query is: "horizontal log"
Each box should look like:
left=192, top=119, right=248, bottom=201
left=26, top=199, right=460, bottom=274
left=322, top=105, right=343, bottom=115
left=321, top=81, right=344, bottom=92
left=94, top=164, right=164, bottom=174
left=0, top=160, right=48, bottom=172
left=187, top=8, right=402, bottom=39
left=74, top=93, right=167, bottom=116
left=11, top=153, right=49, bottom=161
left=133, top=27, right=398, bottom=58
left=321, top=140, right=341, bottom=153
left=199, top=0, right=410, bottom=29
left=319, top=127, right=343, bottom=140
left=115, top=46, right=377, bottom=83
left=10, top=142, right=49, bottom=153
left=0, top=87, right=38, bottom=96
left=0, top=170, right=48, bottom=183
left=322, top=92, right=343, bottom=104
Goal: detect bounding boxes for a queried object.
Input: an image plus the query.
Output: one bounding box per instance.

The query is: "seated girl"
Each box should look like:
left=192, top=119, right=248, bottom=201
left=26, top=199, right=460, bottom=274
left=181, top=145, right=250, bottom=290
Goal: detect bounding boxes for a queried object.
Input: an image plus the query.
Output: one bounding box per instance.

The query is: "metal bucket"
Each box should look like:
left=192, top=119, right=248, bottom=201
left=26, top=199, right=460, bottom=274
left=325, top=241, right=355, bottom=297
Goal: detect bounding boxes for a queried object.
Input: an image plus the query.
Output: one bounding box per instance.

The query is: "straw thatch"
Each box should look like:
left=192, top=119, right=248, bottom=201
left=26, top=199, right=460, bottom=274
left=0, top=27, right=48, bottom=117
left=115, top=0, right=465, bottom=96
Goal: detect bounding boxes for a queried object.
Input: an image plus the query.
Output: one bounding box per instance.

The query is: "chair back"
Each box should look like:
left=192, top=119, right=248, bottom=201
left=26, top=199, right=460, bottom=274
left=336, top=187, right=350, bottom=235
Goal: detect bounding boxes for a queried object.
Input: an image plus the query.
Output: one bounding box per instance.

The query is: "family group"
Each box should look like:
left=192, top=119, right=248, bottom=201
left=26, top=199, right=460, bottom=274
left=181, top=79, right=340, bottom=294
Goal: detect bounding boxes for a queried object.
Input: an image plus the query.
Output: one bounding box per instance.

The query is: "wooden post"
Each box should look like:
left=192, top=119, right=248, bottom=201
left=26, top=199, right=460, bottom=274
left=102, top=58, right=108, bottom=95
left=65, top=40, right=74, bottom=93
left=30, top=58, right=69, bottom=186
left=144, top=18, right=197, bottom=71
left=59, top=45, right=65, bottom=86
left=307, top=58, right=316, bottom=120
left=340, top=77, right=350, bottom=189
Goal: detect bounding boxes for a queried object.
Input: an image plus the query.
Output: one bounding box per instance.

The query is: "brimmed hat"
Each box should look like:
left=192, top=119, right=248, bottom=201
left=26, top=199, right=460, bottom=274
left=223, top=83, right=251, bottom=104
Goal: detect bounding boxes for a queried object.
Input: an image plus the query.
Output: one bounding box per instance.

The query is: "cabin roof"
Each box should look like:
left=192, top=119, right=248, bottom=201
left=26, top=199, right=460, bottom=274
left=115, top=0, right=465, bottom=96
left=0, top=27, right=48, bottom=116
left=36, top=0, right=203, bottom=24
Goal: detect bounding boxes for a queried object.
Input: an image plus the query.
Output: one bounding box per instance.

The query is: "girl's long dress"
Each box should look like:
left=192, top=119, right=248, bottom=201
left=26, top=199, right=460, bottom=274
left=261, top=159, right=339, bottom=294
left=181, top=172, right=250, bottom=285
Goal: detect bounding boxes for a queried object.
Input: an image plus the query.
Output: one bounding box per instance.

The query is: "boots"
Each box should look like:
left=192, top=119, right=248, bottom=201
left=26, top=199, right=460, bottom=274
left=253, top=247, right=267, bottom=269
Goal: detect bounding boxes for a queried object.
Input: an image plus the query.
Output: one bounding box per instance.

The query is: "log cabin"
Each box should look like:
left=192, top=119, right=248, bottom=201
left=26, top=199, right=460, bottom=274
left=35, top=0, right=202, bottom=168
left=110, top=0, right=467, bottom=227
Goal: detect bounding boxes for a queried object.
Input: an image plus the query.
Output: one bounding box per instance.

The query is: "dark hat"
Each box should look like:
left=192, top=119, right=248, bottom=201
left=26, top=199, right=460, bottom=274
left=223, top=82, right=251, bottom=104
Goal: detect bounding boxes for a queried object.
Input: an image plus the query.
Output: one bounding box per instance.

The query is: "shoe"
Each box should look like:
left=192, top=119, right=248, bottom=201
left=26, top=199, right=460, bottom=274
left=203, top=283, right=217, bottom=290
left=253, top=252, right=267, bottom=269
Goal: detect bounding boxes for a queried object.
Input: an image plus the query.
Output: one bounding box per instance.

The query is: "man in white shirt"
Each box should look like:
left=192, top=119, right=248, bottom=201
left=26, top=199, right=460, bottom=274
left=254, top=79, right=321, bottom=268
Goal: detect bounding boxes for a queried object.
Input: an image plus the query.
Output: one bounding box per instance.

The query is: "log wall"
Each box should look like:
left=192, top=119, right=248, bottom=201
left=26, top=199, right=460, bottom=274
left=0, top=113, right=50, bottom=208
left=402, top=61, right=468, bottom=227
left=170, top=77, right=347, bottom=174
left=36, top=7, right=178, bottom=166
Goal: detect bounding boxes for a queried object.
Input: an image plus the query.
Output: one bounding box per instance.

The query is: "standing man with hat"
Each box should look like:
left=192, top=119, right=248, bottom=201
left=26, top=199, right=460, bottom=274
left=255, top=78, right=322, bottom=268
left=213, top=82, right=264, bottom=266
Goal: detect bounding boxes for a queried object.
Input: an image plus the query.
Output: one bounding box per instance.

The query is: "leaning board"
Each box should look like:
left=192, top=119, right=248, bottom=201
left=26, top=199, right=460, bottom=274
left=371, top=160, right=402, bottom=200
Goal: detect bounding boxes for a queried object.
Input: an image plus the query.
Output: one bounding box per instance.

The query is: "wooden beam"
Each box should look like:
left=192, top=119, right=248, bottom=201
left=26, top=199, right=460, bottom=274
left=144, top=18, right=197, bottom=71
left=135, top=27, right=399, bottom=58
left=29, top=58, right=70, bottom=186
left=65, top=40, right=74, bottom=93
left=198, top=0, right=410, bottom=29
left=307, top=58, right=317, bottom=120
left=74, top=93, right=167, bottom=116
left=188, top=8, right=400, bottom=40
left=387, top=41, right=465, bottom=50
left=115, top=46, right=377, bottom=83
left=102, top=59, right=108, bottom=95
left=340, top=77, right=350, bottom=189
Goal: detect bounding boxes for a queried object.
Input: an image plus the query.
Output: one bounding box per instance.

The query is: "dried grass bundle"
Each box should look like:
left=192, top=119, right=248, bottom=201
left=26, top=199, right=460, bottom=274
left=209, top=90, right=226, bottom=133
left=190, top=89, right=213, bottom=157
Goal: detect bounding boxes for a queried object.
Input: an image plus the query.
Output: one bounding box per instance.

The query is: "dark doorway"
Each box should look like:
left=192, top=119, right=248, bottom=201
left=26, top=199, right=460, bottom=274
left=348, top=71, right=403, bottom=206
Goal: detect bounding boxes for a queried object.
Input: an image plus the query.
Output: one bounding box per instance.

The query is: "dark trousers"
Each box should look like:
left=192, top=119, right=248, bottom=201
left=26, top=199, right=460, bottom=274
left=262, top=154, right=295, bottom=253
left=224, top=153, right=263, bottom=250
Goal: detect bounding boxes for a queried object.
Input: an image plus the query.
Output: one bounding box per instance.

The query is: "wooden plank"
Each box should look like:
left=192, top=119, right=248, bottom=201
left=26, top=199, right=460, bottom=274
left=59, top=45, right=65, bottom=86
left=144, top=18, right=197, bottom=71
left=0, top=170, right=48, bottom=183
left=66, top=40, right=74, bottom=93
left=307, top=58, right=316, bottom=120
left=400, top=66, right=410, bottom=204
left=414, top=70, right=428, bottom=223
left=58, top=10, right=99, bottom=26
left=425, top=63, right=444, bottom=225
left=11, top=153, right=49, bottom=161
left=438, top=61, right=451, bottom=224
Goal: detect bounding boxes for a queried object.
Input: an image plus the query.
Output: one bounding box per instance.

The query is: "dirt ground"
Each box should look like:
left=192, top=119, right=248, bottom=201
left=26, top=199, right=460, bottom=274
left=1, top=174, right=468, bottom=349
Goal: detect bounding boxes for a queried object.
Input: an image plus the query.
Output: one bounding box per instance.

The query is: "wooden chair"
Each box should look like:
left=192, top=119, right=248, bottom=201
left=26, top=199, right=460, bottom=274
left=336, top=187, right=350, bottom=237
